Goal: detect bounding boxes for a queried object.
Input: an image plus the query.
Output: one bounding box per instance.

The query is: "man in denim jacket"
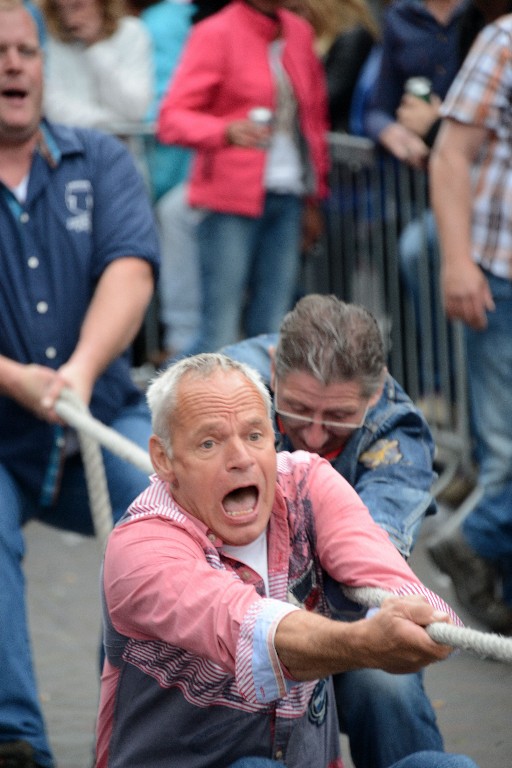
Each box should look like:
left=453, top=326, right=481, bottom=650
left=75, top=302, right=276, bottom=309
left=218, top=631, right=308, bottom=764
left=222, top=294, right=442, bottom=768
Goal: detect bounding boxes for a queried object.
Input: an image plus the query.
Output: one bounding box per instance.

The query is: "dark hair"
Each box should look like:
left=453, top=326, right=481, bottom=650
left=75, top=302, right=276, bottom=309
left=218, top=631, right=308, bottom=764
left=274, top=294, right=385, bottom=397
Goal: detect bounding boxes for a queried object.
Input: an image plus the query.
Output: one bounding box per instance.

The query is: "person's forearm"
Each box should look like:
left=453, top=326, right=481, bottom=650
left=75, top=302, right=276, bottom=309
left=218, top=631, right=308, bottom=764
left=430, top=133, right=473, bottom=268
left=429, top=120, right=494, bottom=328
left=274, top=596, right=453, bottom=682
left=66, top=257, right=154, bottom=386
left=275, top=608, right=371, bottom=680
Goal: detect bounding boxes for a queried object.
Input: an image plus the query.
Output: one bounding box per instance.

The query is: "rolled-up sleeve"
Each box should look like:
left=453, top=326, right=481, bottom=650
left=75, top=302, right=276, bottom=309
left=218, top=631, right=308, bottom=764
left=236, top=598, right=300, bottom=703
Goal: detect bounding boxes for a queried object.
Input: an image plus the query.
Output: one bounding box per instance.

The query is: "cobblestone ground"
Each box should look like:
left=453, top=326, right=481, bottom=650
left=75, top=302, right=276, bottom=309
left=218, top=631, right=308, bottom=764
left=25, top=509, right=512, bottom=768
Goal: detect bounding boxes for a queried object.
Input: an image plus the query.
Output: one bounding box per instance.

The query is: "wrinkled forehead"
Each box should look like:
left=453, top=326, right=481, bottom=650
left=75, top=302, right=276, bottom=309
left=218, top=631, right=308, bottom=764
left=174, top=370, right=269, bottom=424
left=276, top=369, right=364, bottom=400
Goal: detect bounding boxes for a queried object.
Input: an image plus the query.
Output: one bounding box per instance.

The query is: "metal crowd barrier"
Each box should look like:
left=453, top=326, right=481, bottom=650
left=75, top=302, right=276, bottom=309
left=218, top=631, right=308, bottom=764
left=115, top=125, right=475, bottom=504
left=304, top=132, right=475, bottom=500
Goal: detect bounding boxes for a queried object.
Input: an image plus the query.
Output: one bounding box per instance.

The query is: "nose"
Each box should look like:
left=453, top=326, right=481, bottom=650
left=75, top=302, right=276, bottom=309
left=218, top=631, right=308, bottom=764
left=226, top=437, right=254, bottom=470
left=3, top=47, right=23, bottom=71
left=301, top=421, right=329, bottom=452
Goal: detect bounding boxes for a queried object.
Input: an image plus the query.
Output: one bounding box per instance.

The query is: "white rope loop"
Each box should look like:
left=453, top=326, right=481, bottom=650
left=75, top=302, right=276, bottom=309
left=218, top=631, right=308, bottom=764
left=55, top=390, right=153, bottom=475
left=344, top=586, right=512, bottom=664
left=55, top=390, right=512, bottom=662
left=55, top=390, right=114, bottom=549
left=55, top=388, right=152, bottom=550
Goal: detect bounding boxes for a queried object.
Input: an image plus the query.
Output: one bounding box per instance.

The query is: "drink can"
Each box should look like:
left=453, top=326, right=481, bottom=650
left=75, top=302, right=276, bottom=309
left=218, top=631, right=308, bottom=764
left=404, top=77, right=432, bottom=102
left=248, top=107, right=274, bottom=127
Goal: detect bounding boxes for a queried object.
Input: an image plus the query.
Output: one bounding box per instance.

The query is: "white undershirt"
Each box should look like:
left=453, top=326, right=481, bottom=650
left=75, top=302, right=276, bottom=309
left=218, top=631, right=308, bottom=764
left=264, top=40, right=304, bottom=196
left=11, top=174, right=29, bottom=204
left=222, top=529, right=270, bottom=596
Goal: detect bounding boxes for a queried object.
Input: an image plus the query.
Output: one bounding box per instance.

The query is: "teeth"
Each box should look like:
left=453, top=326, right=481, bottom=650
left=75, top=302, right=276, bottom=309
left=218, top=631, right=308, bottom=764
left=225, top=508, right=254, bottom=517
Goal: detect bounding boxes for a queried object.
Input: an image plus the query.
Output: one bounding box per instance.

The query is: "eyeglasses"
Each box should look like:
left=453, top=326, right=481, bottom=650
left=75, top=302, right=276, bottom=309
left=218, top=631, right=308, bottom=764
left=273, top=381, right=369, bottom=434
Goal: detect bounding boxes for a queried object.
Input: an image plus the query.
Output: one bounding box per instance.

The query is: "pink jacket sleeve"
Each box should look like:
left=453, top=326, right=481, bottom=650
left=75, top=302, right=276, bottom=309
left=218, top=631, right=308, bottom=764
left=278, top=452, right=461, bottom=624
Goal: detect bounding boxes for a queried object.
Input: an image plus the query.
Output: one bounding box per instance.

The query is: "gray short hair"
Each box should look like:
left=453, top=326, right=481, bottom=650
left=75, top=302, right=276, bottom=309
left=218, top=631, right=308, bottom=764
left=274, top=295, right=385, bottom=397
left=146, top=353, right=272, bottom=455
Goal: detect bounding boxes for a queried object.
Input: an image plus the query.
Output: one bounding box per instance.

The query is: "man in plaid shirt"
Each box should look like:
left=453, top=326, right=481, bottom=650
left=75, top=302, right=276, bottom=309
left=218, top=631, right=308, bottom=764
left=430, top=14, right=512, bottom=633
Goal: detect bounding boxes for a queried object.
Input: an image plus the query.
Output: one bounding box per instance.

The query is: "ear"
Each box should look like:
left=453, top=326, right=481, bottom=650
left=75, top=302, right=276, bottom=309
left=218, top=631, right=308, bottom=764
left=149, top=434, right=176, bottom=484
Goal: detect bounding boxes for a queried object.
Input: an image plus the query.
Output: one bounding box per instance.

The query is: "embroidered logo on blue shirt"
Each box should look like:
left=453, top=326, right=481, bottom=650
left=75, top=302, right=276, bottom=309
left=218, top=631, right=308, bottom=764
left=65, top=180, right=93, bottom=233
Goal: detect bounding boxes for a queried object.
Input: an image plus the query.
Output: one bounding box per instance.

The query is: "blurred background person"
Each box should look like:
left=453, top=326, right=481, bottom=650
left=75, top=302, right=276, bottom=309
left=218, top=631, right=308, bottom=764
left=396, top=0, right=512, bottom=148
left=396, top=0, right=512, bottom=426
left=286, top=0, right=380, bottom=134
left=364, top=0, right=467, bottom=168
left=152, top=182, right=203, bottom=361
left=429, top=12, right=512, bottom=634
left=358, top=0, right=465, bottom=438
left=124, top=0, right=197, bottom=363
left=124, top=0, right=194, bottom=201
left=40, top=0, right=153, bottom=130
left=157, top=0, right=329, bottom=355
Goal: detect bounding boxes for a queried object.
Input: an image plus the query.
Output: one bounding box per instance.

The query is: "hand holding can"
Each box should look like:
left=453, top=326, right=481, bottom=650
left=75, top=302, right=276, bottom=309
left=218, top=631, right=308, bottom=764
left=404, top=77, right=432, bottom=102
left=248, top=106, right=274, bottom=148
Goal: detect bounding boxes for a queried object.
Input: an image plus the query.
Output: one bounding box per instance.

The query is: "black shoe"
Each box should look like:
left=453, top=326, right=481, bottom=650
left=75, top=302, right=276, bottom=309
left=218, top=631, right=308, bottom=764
left=0, top=741, right=37, bottom=768
left=427, top=529, right=512, bottom=634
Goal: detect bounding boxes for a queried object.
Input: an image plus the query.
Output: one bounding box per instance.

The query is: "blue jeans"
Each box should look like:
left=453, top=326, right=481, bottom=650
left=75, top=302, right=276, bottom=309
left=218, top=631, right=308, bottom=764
left=462, top=270, right=512, bottom=603
left=0, top=399, right=152, bottom=767
left=226, top=752, right=478, bottom=768
left=399, top=210, right=455, bottom=396
left=392, top=754, right=478, bottom=768
left=463, top=481, right=512, bottom=603
left=464, top=271, right=512, bottom=493
left=186, top=192, right=303, bottom=354
left=228, top=761, right=284, bottom=767
left=334, top=668, right=443, bottom=768
left=156, top=183, right=202, bottom=355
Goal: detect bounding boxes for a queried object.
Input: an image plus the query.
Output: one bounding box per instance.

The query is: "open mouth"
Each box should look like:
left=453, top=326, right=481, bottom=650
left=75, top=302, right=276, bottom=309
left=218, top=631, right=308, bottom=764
left=222, top=485, right=259, bottom=518
left=1, top=87, right=28, bottom=102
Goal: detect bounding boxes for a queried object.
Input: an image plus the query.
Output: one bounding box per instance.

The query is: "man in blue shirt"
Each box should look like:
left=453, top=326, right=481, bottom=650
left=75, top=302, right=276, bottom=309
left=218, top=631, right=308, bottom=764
left=222, top=294, right=444, bottom=768
left=0, top=2, right=159, bottom=766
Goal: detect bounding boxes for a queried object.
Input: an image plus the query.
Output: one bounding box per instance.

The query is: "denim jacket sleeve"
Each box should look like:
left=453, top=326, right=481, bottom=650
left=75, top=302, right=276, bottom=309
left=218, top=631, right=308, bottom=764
left=333, top=376, right=436, bottom=559
left=220, top=334, right=276, bottom=386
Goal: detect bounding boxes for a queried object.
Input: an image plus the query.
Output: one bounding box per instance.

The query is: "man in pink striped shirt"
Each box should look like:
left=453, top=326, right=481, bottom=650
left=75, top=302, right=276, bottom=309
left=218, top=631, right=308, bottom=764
left=96, top=353, right=478, bottom=768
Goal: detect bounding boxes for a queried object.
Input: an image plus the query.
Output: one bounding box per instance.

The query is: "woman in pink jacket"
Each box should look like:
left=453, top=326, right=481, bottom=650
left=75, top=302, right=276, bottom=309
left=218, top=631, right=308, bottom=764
left=157, top=0, right=330, bottom=354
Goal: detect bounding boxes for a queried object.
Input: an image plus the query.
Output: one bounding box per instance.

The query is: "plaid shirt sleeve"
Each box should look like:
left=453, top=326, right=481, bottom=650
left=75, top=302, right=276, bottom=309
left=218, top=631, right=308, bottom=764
left=440, top=19, right=512, bottom=135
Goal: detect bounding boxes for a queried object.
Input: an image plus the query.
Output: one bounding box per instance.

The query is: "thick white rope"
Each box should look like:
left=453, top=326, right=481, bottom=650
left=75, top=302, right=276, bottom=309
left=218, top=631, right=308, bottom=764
left=344, top=586, right=512, bottom=664
left=55, top=390, right=153, bottom=476
left=55, top=390, right=512, bottom=662
left=54, top=388, right=152, bottom=550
